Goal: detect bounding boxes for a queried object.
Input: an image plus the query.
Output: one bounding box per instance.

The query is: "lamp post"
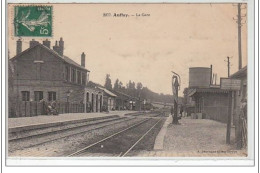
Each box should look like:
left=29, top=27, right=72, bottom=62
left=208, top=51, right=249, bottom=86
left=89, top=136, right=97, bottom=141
left=143, top=99, right=146, bottom=111
left=66, top=89, right=73, bottom=113
left=66, top=93, right=70, bottom=102
left=171, top=71, right=181, bottom=124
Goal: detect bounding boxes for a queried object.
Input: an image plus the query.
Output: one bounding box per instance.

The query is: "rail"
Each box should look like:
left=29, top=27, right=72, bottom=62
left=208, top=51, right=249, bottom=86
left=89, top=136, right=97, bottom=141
left=67, top=116, right=163, bottom=157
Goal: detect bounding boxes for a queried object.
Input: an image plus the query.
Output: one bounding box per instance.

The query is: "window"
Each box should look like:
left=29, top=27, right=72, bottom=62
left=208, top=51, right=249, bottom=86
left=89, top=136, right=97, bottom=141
left=71, top=68, right=76, bottom=83
left=48, top=92, right=56, bottom=101
left=82, top=72, right=86, bottom=85
left=34, top=91, right=43, bottom=101
left=21, top=91, right=30, bottom=101
left=86, top=92, right=89, bottom=102
left=65, top=66, right=70, bottom=81
left=77, top=71, right=81, bottom=84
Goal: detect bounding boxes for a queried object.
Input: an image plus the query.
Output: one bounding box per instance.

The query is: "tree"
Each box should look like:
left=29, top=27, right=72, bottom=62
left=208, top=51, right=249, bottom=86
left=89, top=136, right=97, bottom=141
left=104, top=74, right=112, bottom=90
left=136, top=82, right=143, bottom=90
left=114, top=79, right=119, bottom=90
left=126, top=80, right=131, bottom=89
left=132, top=82, right=136, bottom=90
left=119, top=81, right=123, bottom=89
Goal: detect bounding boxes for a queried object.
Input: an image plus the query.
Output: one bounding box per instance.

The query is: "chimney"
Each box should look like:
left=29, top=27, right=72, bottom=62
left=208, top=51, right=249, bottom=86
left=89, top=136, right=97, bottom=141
left=81, top=52, right=86, bottom=67
left=43, top=39, right=51, bottom=48
left=53, top=40, right=60, bottom=54
left=29, top=39, right=39, bottom=48
left=16, top=39, right=22, bottom=55
left=59, top=37, right=64, bottom=56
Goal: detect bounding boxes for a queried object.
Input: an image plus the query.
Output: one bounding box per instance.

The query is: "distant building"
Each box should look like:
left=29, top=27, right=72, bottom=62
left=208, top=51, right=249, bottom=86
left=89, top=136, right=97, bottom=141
left=130, top=97, right=144, bottom=111
left=113, top=90, right=132, bottom=110
left=10, top=38, right=103, bottom=117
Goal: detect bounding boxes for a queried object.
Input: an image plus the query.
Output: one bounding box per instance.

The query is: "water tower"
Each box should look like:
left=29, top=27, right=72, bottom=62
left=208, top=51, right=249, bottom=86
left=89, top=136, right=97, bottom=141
left=189, top=67, right=212, bottom=88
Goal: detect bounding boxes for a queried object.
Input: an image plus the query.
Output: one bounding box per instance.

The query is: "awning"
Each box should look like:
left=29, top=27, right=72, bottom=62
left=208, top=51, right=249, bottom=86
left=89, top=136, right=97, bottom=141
left=188, top=88, right=230, bottom=97
left=97, top=87, right=117, bottom=97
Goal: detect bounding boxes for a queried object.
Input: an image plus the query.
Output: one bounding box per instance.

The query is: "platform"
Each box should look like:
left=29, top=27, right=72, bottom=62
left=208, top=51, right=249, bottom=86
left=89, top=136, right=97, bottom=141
left=143, top=117, right=242, bottom=157
left=8, top=111, right=136, bottom=130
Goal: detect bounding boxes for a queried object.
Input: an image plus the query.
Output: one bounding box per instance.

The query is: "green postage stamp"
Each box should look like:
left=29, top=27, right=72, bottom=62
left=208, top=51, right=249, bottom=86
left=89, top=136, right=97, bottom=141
left=14, top=6, right=52, bottom=37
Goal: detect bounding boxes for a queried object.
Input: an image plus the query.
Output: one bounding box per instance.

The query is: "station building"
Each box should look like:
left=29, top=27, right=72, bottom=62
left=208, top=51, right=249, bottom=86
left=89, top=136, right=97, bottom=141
left=9, top=38, right=103, bottom=117
left=187, top=66, right=229, bottom=123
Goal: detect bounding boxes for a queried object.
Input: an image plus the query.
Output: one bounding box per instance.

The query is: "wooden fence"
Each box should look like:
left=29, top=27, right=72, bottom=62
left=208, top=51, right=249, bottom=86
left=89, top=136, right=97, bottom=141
left=9, top=101, right=85, bottom=118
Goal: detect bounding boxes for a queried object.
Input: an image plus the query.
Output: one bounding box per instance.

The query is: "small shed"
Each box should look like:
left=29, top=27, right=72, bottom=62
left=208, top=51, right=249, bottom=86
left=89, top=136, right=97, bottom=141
left=188, top=88, right=229, bottom=122
left=97, top=87, right=117, bottom=111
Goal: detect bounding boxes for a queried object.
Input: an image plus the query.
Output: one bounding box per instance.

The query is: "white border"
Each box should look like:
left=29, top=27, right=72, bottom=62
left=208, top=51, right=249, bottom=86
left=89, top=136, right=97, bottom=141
left=5, top=0, right=256, bottom=3
left=5, top=157, right=255, bottom=166
left=2, top=0, right=258, bottom=168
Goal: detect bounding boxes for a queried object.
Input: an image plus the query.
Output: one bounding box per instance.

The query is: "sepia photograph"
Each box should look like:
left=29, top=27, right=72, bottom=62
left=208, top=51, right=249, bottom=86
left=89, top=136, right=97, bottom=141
left=5, top=2, right=255, bottom=166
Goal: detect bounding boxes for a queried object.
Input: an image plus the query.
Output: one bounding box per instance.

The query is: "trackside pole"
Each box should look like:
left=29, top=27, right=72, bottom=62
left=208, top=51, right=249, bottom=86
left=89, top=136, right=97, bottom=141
left=226, top=91, right=232, bottom=144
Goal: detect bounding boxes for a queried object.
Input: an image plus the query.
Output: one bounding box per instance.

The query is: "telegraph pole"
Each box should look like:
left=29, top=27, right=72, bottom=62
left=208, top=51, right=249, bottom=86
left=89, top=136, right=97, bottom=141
left=237, top=3, right=242, bottom=70
left=233, top=3, right=246, bottom=70
left=227, top=56, right=230, bottom=77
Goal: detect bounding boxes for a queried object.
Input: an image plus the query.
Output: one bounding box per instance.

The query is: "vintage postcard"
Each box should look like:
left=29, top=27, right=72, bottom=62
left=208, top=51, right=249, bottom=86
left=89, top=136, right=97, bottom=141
left=6, top=2, right=254, bottom=166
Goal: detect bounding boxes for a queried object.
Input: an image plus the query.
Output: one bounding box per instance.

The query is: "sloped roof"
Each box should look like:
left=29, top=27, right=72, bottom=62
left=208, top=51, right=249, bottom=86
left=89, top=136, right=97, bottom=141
left=97, top=87, right=117, bottom=97
left=230, top=66, right=247, bottom=79
left=112, top=90, right=132, bottom=100
left=113, top=90, right=131, bottom=97
left=63, top=56, right=89, bottom=71
left=11, top=43, right=89, bottom=72
left=86, top=81, right=103, bottom=88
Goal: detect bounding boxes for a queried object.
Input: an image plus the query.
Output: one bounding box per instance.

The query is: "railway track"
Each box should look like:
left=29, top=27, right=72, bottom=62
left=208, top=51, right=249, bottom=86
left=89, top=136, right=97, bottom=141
left=67, top=117, right=164, bottom=157
left=125, top=111, right=168, bottom=118
left=9, top=116, right=137, bottom=151
left=9, top=116, right=123, bottom=141
left=9, top=112, right=165, bottom=157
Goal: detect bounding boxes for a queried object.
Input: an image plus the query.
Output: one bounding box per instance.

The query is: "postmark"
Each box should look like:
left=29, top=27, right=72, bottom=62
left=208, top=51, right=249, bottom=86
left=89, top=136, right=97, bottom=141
left=14, top=6, right=52, bottom=37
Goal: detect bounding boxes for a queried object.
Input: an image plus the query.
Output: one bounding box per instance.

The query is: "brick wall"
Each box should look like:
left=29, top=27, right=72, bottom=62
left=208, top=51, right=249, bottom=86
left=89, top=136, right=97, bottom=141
left=11, top=45, right=90, bottom=103
left=13, top=46, right=64, bottom=81
left=13, top=80, right=85, bottom=103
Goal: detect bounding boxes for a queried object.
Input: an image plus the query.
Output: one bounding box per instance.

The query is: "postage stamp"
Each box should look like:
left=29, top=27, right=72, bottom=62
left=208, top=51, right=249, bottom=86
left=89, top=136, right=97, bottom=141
left=14, top=6, right=52, bottom=37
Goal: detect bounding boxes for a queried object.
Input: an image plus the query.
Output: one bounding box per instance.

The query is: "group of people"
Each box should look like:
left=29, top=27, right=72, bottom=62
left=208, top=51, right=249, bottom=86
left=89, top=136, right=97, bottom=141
left=170, top=105, right=184, bottom=117
left=40, top=99, right=59, bottom=115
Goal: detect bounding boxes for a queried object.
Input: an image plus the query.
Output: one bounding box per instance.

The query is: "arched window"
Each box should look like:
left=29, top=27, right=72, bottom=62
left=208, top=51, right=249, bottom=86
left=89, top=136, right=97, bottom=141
left=96, top=94, right=98, bottom=112
left=86, top=92, right=89, bottom=102
left=91, top=93, right=94, bottom=112
left=100, top=95, right=102, bottom=111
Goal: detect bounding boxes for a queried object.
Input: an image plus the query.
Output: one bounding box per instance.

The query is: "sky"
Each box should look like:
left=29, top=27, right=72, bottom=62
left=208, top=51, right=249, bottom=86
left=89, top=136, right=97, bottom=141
left=8, top=4, right=248, bottom=95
